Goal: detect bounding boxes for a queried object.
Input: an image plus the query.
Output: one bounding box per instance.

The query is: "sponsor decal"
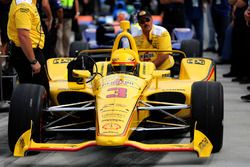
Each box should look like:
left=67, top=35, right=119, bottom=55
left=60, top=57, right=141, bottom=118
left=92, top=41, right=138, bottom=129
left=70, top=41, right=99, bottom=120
left=101, top=103, right=127, bottom=109
left=100, top=104, right=129, bottom=113
left=140, top=52, right=154, bottom=61
left=20, top=8, right=29, bottom=13
left=19, top=137, right=25, bottom=149
left=100, top=109, right=129, bottom=113
left=101, top=118, right=125, bottom=123
left=102, top=113, right=125, bottom=118
left=102, top=123, right=121, bottom=130
left=53, top=58, right=72, bottom=64
left=101, top=78, right=134, bottom=88
left=187, top=59, right=205, bottom=65
left=198, top=137, right=209, bottom=150
left=101, top=131, right=119, bottom=134
left=161, top=88, right=185, bottom=91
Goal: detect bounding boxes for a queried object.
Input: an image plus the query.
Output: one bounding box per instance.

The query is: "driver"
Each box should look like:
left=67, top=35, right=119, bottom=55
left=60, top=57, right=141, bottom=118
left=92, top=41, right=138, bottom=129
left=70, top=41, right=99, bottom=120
left=111, top=51, right=136, bottom=73
left=131, top=10, right=174, bottom=70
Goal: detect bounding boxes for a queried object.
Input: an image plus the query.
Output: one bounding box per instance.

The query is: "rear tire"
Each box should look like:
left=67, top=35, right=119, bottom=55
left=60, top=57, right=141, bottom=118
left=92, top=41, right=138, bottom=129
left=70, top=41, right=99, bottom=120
left=8, top=84, right=47, bottom=153
left=191, top=81, right=223, bottom=153
left=180, top=39, right=200, bottom=57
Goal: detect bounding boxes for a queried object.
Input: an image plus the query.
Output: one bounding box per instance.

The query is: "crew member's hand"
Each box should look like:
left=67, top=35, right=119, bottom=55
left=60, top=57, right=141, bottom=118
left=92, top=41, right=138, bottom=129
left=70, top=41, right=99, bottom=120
left=74, top=12, right=80, bottom=20
left=31, top=61, right=41, bottom=74
left=45, top=18, right=53, bottom=31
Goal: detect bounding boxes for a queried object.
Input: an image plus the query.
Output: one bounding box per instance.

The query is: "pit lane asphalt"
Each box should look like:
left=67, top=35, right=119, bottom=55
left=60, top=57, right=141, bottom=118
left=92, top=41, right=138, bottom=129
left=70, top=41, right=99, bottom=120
left=0, top=62, right=250, bottom=167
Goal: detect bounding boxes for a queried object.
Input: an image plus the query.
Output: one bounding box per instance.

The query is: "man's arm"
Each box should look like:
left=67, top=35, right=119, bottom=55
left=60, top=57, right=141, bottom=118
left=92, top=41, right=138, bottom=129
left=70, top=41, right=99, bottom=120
left=153, top=53, right=169, bottom=68
left=55, top=8, right=63, bottom=28
left=153, top=30, right=172, bottom=68
left=42, top=0, right=53, bottom=31
left=18, top=28, right=41, bottom=74
left=74, top=0, right=80, bottom=20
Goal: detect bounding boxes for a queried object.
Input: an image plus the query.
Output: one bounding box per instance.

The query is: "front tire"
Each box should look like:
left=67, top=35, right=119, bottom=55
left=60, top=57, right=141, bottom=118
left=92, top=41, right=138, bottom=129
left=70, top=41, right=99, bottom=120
left=191, top=81, right=224, bottom=153
left=8, top=84, right=47, bottom=153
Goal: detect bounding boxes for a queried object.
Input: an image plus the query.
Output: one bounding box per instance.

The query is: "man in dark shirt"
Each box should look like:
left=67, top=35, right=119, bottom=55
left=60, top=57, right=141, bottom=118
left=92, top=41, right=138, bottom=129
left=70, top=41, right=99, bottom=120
left=39, top=0, right=64, bottom=59
left=159, top=0, right=185, bottom=36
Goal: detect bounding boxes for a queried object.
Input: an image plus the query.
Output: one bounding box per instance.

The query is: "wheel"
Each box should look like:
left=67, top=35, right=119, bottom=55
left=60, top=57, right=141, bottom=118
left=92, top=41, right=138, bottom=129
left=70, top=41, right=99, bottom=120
left=180, top=39, right=200, bottom=57
left=8, top=84, right=47, bottom=153
left=191, top=81, right=224, bottom=153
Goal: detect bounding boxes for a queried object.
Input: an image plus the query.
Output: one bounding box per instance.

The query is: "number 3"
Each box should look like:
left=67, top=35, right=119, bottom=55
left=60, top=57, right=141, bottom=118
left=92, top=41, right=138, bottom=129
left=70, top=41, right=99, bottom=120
left=106, top=87, right=127, bottom=98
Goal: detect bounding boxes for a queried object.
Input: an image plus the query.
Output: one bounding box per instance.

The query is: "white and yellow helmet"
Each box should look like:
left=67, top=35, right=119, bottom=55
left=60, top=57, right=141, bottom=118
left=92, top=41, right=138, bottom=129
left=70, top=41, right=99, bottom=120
left=111, top=52, right=136, bottom=73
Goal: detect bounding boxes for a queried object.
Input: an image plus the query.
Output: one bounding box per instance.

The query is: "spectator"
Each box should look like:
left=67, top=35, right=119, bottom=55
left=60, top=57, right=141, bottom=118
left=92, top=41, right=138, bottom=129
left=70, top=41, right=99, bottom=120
left=218, top=21, right=233, bottom=64
left=210, top=0, right=231, bottom=58
left=184, top=0, right=204, bottom=56
left=7, top=0, right=49, bottom=93
left=80, top=0, right=96, bottom=15
left=55, top=0, right=79, bottom=57
left=39, top=0, right=53, bottom=32
left=38, top=0, right=64, bottom=60
left=203, top=0, right=217, bottom=52
left=224, top=0, right=250, bottom=84
left=240, top=0, right=250, bottom=102
left=131, top=10, right=175, bottom=70
left=104, top=0, right=115, bottom=14
left=129, top=0, right=141, bottom=24
left=159, top=0, right=185, bottom=37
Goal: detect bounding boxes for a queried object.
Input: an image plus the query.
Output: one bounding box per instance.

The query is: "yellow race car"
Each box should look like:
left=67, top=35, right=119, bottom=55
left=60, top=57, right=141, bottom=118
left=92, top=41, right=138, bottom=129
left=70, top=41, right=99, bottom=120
left=8, top=21, right=223, bottom=158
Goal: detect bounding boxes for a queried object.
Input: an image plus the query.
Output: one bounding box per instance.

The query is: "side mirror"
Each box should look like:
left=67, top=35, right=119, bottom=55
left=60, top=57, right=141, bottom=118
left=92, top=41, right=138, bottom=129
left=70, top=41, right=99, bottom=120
left=73, top=70, right=91, bottom=79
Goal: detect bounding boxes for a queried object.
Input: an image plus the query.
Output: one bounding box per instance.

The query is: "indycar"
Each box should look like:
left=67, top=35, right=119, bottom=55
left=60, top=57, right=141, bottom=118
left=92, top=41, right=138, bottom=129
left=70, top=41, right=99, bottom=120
left=8, top=21, right=223, bottom=158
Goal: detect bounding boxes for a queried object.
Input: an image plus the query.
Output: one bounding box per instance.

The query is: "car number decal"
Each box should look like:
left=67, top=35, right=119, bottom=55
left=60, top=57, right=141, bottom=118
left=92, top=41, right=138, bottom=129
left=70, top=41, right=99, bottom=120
left=106, top=87, right=127, bottom=98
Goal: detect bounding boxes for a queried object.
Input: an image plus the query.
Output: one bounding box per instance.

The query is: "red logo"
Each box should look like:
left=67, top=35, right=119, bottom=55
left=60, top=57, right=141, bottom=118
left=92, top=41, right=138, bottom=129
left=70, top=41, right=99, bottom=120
left=102, top=123, right=121, bottom=130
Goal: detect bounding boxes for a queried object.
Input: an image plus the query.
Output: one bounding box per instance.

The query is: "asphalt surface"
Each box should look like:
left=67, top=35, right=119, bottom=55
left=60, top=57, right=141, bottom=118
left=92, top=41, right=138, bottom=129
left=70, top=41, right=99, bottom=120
left=0, top=61, right=250, bottom=167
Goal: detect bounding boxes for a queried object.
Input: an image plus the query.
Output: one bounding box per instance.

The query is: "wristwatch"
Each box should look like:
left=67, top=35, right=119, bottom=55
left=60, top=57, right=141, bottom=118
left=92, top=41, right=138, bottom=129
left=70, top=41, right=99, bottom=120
left=30, top=59, right=38, bottom=65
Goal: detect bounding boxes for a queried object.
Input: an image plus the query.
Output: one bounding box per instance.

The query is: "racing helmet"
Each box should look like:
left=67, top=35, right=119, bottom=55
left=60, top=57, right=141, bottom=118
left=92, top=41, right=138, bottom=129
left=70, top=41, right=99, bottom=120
left=111, top=52, right=136, bottom=73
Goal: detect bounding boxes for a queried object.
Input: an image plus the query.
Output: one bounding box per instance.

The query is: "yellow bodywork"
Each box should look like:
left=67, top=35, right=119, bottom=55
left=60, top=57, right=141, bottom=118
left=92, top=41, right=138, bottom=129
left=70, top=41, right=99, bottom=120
left=13, top=21, right=216, bottom=158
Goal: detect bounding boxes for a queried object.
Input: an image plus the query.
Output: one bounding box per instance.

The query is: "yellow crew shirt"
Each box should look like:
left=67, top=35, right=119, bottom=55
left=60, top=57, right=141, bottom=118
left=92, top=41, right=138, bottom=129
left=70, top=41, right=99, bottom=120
left=7, top=0, right=45, bottom=49
left=132, top=24, right=174, bottom=70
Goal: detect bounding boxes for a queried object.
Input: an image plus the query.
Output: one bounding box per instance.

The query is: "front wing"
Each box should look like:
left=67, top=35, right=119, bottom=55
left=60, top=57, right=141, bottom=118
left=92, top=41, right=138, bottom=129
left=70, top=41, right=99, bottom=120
left=14, top=127, right=212, bottom=158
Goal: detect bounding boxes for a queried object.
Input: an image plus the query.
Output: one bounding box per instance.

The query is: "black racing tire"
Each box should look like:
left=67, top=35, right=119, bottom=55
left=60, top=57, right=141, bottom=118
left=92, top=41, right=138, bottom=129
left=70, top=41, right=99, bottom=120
left=191, top=81, right=224, bottom=153
left=69, top=41, right=89, bottom=57
left=180, top=39, right=200, bottom=57
left=8, top=84, right=47, bottom=153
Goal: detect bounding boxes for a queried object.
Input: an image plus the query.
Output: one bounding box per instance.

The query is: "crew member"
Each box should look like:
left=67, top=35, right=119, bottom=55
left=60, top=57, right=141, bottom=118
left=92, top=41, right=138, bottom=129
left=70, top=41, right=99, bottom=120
left=7, top=0, right=49, bottom=93
left=131, top=10, right=174, bottom=70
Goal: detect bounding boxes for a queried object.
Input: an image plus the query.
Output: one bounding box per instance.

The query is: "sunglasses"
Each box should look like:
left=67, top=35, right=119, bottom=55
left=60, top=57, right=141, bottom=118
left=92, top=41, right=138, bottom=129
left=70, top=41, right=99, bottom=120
left=138, top=17, right=151, bottom=24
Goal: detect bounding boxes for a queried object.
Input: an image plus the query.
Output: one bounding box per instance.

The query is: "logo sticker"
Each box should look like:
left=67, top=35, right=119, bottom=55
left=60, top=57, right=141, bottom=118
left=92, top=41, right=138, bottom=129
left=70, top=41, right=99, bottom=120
left=20, top=8, right=30, bottom=13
